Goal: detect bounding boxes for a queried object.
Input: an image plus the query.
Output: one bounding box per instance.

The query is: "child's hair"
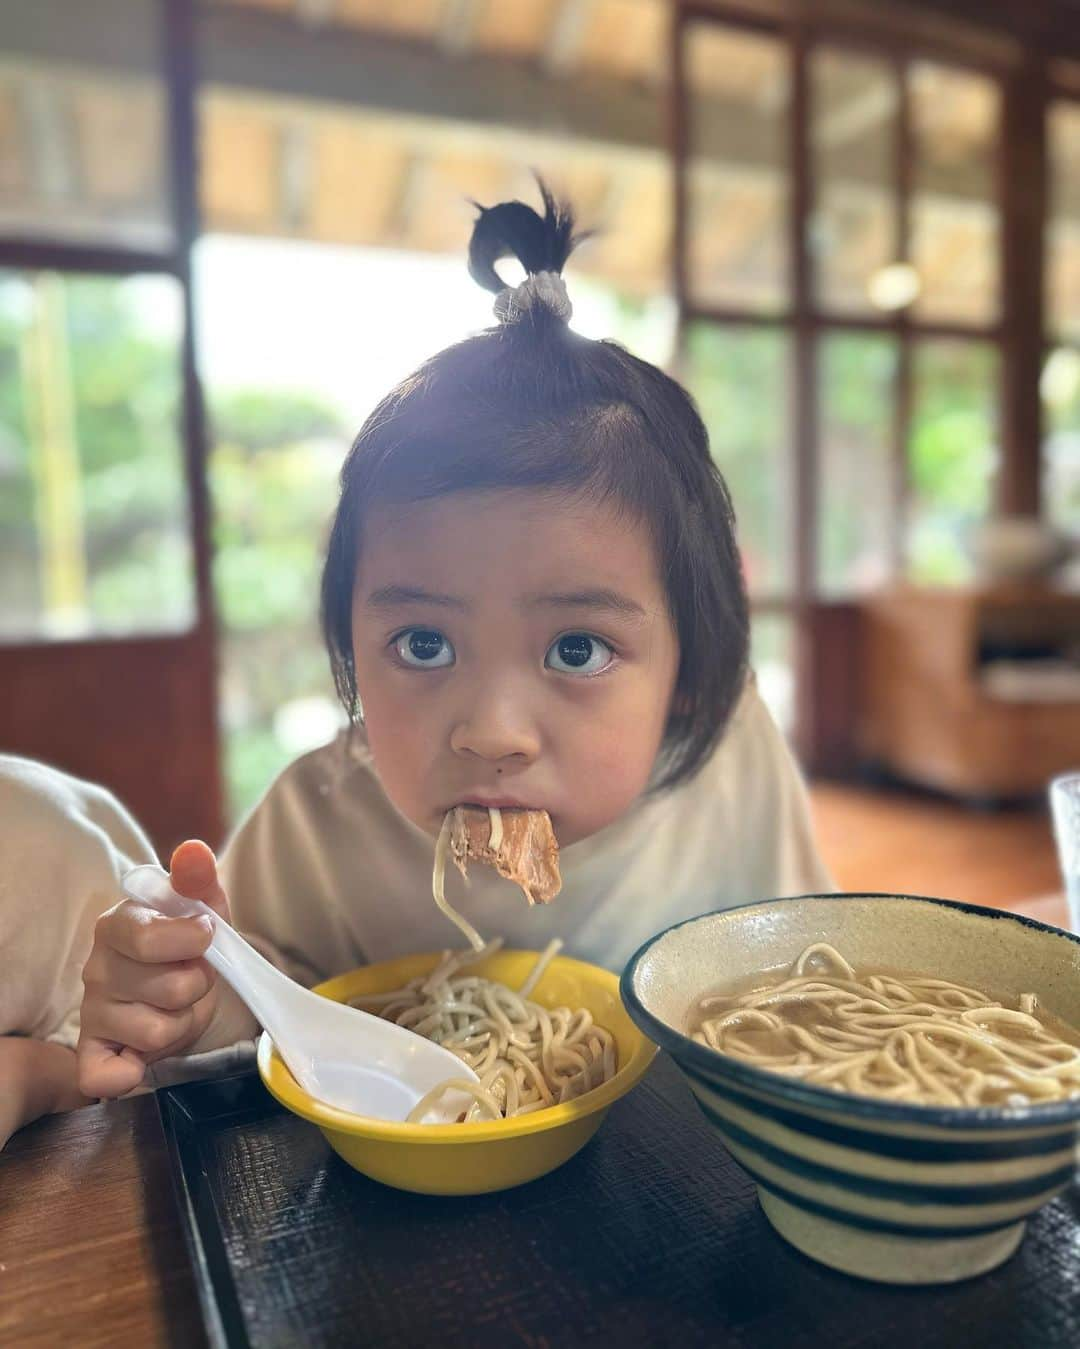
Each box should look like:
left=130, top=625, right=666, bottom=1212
left=321, top=182, right=749, bottom=793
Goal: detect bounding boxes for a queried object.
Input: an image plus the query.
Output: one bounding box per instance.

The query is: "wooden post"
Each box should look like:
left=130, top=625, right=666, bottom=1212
left=999, top=57, right=1047, bottom=517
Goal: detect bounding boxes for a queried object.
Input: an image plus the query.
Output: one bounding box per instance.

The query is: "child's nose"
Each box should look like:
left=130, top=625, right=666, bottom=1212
left=449, top=692, right=540, bottom=764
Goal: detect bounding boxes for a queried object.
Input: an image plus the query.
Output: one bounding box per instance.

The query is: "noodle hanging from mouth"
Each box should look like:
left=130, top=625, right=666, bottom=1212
left=431, top=812, right=486, bottom=952
left=353, top=940, right=618, bottom=1122
left=689, top=943, right=1080, bottom=1108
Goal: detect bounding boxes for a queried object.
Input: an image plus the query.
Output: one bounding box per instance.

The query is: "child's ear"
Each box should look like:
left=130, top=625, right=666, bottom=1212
left=670, top=690, right=692, bottom=716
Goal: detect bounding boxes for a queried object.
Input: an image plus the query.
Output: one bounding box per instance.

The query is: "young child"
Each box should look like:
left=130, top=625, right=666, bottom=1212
left=77, top=186, right=832, bottom=1100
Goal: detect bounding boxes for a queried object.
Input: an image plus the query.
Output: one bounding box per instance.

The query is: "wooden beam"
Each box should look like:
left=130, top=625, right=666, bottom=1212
left=21, top=74, right=79, bottom=206
left=438, top=0, right=484, bottom=55
left=684, top=0, right=1021, bottom=68
left=278, top=121, right=313, bottom=233
left=895, top=0, right=1080, bottom=65
left=295, top=0, right=338, bottom=24
left=998, top=57, right=1047, bottom=517
left=544, top=0, right=593, bottom=76
left=0, top=0, right=1004, bottom=207
left=0, top=0, right=661, bottom=155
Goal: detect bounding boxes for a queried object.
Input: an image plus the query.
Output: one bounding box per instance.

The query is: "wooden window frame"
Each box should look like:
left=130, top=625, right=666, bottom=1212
left=1045, top=80, right=1080, bottom=357
left=672, top=1, right=1048, bottom=754
left=0, top=0, right=223, bottom=847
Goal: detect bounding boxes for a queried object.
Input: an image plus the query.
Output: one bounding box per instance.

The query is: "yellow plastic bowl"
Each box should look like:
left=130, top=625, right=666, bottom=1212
left=256, top=948, right=657, bottom=1195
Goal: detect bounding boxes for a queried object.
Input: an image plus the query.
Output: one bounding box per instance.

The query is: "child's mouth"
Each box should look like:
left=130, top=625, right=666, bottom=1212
left=456, top=796, right=536, bottom=812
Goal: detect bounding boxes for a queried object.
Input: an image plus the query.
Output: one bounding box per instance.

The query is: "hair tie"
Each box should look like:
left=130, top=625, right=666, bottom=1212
left=493, top=270, right=572, bottom=326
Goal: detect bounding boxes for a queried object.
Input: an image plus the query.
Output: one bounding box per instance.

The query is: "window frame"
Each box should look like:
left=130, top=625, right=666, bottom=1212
left=672, top=1, right=1042, bottom=753
left=0, top=0, right=224, bottom=848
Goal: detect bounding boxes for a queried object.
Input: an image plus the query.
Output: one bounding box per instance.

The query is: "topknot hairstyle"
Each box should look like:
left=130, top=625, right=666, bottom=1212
left=321, top=180, right=749, bottom=793
left=468, top=181, right=582, bottom=295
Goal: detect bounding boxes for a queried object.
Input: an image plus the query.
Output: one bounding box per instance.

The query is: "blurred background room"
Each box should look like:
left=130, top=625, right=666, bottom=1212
left=1, top=0, right=1079, bottom=922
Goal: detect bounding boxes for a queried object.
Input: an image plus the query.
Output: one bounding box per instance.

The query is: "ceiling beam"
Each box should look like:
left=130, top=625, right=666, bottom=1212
left=0, top=0, right=660, bottom=156
left=21, top=75, right=79, bottom=206
left=437, top=0, right=484, bottom=56
left=278, top=121, right=313, bottom=232
left=0, top=0, right=1012, bottom=207
left=544, top=0, right=593, bottom=77
left=295, top=0, right=338, bottom=25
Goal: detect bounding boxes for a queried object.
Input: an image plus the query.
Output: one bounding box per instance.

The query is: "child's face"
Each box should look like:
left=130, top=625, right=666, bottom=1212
left=351, top=488, right=680, bottom=847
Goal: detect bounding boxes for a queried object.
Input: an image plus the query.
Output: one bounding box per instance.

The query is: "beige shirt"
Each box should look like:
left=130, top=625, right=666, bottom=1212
left=0, top=755, right=157, bottom=1050
left=202, top=676, right=831, bottom=1049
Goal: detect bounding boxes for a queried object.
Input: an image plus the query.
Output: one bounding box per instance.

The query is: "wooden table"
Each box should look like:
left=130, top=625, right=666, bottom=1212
left=0, top=1094, right=205, bottom=1349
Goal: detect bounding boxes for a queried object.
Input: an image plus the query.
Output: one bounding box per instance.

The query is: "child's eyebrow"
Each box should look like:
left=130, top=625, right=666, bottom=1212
left=363, top=585, right=649, bottom=622
left=523, top=589, right=649, bottom=622
left=364, top=585, right=468, bottom=611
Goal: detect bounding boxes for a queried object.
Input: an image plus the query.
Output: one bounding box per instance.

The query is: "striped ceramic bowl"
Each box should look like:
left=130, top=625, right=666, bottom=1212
left=621, top=894, right=1080, bottom=1284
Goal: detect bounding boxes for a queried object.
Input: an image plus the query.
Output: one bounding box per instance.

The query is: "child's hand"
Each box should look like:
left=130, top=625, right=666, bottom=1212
left=77, top=840, right=230, bottom=1098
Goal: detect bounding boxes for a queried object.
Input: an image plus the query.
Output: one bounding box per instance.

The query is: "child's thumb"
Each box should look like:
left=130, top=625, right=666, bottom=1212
left=169, top=839, right=232, bottom=923
left=76, top=1035, right=147, bottom=1100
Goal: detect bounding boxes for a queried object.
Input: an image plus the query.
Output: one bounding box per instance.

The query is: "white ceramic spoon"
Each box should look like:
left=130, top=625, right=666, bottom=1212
left=122, top=864, right=479, bottom=1124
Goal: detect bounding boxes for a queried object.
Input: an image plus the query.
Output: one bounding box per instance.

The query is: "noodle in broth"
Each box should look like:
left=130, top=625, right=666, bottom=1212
left=689, top=943, right=1080, bottom=1108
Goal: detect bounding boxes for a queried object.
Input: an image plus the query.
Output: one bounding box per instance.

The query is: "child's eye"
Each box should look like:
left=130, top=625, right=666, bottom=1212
left=544, top=632, right=614, bottom=676
left=393, top=628, right=455, bottom=668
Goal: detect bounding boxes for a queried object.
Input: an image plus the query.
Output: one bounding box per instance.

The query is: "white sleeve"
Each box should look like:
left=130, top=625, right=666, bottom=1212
left=0, top=756, right=158, bottom=1049
left=722, top=678, right=836, bottom=900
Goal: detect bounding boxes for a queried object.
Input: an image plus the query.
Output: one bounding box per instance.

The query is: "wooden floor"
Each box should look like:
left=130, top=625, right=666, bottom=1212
left=809, top=780, right=1062, bottom=913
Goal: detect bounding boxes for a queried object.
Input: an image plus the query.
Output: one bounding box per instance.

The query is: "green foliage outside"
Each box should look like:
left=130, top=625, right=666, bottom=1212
left=209, top=388, right=348, bottom=816
left=684, top=323, right=791, bottom=595
left=684, top=322, right=998, bottom=592
left=0, top=273, right=194, bottom=633
left=818, top=334, right=896, bottom=595
left=908, top=342, right=997, bottom=583
left=1043, top=349, right=1080, bottom=531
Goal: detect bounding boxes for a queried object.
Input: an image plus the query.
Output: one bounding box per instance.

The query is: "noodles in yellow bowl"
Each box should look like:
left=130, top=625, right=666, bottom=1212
left=257, top=947, right=656, bottom=1195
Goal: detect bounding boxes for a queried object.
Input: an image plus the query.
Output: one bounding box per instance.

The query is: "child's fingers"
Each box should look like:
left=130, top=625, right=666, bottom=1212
left=96, top=952, right=215, bottom=1012
left=82, top=998, right=198, bottom=1058
left=170, top=839, right=231, bottom=922
left=76, top=1034, right=147, bottom=1099
left=96, top=899, right=213, bottom=964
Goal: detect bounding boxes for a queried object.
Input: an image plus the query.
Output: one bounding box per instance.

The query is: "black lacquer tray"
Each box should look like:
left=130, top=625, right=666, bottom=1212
left=158, top=1056, right=1080, bottom=1349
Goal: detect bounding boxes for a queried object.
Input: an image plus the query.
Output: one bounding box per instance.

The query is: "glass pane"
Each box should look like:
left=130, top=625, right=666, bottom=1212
left=685, top=23, right=788, bottom=313
left=1048, top=101, right=1080, bottom=343
left=1042, top=346, right=1080, bottom=532
left=683, top=323, right=792, bottom=595
left=906, top=340, right=999, bottom=584
left=0, top=35, right=170, bottom=250
left=811, top=48, right=897, bottom=313
left=0, top=270, right=195, bottom=640
left=818, top=333, right=898, bottom=594
left=751, top=610, right=795, bottom=736
left=211, top=411, right=347, bottom=819
left=909, top=64, right=1001, bottom=325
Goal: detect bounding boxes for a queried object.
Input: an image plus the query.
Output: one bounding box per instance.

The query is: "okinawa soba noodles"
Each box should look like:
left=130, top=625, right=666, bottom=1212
left=352, top=939, right=618, bottom=1122
left=689, top=943, right=1080, bottom=1108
